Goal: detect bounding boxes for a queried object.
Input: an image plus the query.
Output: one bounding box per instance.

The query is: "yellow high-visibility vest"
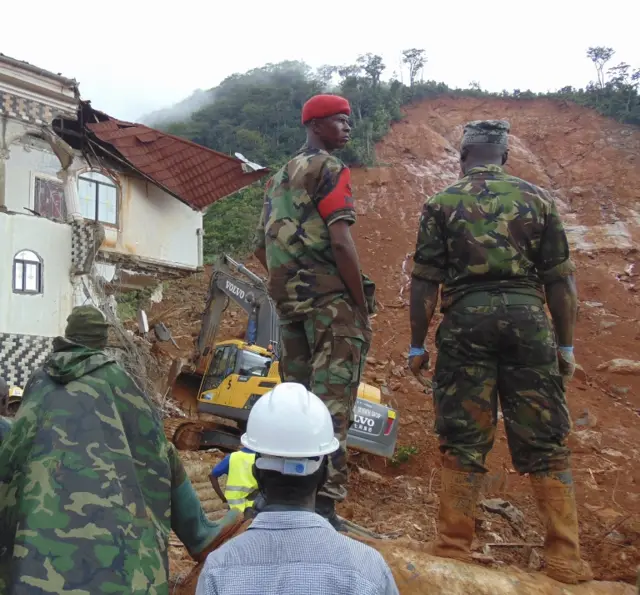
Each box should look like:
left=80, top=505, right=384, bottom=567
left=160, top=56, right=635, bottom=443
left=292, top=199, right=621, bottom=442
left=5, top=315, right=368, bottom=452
left=225, top=451, right=258, bottom=512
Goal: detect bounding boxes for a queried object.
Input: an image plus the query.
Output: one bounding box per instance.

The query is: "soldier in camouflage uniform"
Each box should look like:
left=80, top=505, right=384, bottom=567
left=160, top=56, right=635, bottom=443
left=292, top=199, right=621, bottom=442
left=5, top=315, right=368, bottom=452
left=0, top=378, right=12, bottom=445
left=408, top=121, right=593, bottom=584
left=0, top=305, right=243, bottom=594
left=0, top=378, right=9, bottom=444
left=254, top=94, right=376, bottom=529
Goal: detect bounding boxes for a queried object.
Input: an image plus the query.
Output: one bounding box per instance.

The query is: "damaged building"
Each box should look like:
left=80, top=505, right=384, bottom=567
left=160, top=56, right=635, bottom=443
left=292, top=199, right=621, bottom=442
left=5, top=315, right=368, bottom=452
left=0, top=53, right=269, bottom=388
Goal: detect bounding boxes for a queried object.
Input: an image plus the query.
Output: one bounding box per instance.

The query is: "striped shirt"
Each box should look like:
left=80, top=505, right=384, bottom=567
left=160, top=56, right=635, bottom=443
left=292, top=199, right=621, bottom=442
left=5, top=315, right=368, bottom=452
left=196, top=511, right=399, bottom=595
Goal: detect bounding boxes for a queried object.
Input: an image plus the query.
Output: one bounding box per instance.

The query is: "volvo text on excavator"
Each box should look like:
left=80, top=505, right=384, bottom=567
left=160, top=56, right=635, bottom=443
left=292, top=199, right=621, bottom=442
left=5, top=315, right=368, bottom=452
left=165, top=254, right=399, bottom=459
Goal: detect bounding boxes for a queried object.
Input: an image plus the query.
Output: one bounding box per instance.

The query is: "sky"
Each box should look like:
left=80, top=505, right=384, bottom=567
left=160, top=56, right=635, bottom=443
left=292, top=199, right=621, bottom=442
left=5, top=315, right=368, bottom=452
left=3, top=0, right=638, bottom=122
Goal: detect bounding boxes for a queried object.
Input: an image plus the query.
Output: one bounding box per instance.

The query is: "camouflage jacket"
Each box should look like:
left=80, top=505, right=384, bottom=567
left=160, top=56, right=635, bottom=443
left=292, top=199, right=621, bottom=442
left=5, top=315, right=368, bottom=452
left=0, top=416, right=12, bottom=444
left=256, top=145, right=376, bottom=320
left=412, top=164, right=575, bottom=308
left=0, top=338, right=181, bottom=594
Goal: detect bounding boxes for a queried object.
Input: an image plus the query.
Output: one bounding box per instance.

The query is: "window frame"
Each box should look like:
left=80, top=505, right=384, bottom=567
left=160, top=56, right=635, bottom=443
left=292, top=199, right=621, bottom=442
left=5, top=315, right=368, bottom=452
left=77, top=170, right=119, bottom=227
left=31, top=173, right=67, bottom=222
left=13, top=250, right=43, bottom=295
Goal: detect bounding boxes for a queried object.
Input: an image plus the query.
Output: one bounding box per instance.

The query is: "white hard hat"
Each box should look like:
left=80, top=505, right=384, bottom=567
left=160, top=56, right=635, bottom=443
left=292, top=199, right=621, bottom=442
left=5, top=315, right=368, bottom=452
left=241, top=382, right=339, bottom=459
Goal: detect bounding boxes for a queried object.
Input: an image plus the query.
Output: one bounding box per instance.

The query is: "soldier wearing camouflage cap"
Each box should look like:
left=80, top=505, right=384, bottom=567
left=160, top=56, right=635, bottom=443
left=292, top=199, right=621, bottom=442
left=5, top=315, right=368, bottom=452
left=0, top=305, right=244, bottom=593
left=408, top=120, right=592, bottom=583
left=253, top=95, right=376, bottom=529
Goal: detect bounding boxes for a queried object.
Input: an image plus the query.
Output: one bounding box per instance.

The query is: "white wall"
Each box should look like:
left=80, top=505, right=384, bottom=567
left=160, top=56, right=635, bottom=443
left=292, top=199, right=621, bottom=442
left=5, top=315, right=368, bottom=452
left=5, top=137, right=62, bottom=213
left=0, top=212, right=73, bottom=336
left=101, top=175, right=203, bottom=269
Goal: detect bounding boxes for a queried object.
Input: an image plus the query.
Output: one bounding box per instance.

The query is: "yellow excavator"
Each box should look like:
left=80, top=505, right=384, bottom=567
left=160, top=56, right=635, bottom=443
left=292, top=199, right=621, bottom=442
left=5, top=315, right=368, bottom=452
left=166, top=255, right=399, bottom=459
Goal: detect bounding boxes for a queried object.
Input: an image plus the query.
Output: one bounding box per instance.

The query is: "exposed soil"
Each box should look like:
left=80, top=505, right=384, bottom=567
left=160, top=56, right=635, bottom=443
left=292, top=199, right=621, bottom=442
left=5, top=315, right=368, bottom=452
left=160, top=97, right=640, bottom=585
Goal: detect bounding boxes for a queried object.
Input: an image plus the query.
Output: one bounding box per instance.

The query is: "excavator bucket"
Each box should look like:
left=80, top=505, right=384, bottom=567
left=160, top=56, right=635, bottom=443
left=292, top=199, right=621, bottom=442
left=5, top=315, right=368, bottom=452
left=166, top=358, right=202, bottom=417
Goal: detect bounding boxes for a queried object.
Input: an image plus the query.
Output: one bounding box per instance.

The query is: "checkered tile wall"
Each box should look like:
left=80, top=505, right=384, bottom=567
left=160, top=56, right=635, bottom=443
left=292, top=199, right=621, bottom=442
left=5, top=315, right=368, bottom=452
left=71, top=219, right=104, bottom=274
left=0, top=333, right=54, bottom=387
left=0, top=92, right=56, bottom=125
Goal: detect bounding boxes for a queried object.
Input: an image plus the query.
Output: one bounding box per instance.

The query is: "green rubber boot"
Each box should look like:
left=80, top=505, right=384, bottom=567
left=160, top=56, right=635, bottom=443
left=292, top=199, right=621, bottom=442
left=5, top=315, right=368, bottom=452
left=171, top=477, right=243, bottom=562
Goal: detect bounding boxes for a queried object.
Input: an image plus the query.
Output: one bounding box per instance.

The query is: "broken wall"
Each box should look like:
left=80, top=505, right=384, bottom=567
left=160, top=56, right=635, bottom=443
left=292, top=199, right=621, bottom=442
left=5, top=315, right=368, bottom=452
left=100, top=175, right=204, bottom=271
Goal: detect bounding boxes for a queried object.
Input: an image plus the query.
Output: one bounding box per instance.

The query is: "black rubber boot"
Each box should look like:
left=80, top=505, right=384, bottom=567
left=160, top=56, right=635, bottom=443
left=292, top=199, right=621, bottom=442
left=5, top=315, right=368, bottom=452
left=315, top=495, right=347, bottom=531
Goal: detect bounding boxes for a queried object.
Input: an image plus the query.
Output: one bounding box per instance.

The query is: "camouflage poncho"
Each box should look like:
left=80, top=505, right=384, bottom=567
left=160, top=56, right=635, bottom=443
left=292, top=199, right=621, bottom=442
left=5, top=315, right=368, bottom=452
left=0, top=416, right=12, bottom=444
left=0, top=338, right=176, bottom=594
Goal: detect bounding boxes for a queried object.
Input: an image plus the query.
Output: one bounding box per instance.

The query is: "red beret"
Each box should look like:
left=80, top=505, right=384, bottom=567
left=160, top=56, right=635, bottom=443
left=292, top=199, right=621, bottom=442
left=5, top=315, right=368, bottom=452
left=301, top=94, right=351, bottom=124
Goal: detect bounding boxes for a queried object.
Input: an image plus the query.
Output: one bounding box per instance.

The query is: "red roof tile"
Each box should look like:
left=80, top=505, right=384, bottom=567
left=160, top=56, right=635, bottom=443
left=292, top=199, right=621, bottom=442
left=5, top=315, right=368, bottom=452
left=86, top=117, right=268, bottom=210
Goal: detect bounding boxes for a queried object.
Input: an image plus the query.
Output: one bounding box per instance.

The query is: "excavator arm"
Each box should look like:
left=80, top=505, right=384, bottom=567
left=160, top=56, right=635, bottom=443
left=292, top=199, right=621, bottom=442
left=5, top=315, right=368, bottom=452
left=194, top=255, right=280, bottom=372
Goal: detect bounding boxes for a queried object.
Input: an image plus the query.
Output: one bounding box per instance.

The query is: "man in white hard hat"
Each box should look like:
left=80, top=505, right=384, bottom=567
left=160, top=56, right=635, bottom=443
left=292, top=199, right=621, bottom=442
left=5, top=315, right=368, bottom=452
left=196, top=382, right=399, bottom=595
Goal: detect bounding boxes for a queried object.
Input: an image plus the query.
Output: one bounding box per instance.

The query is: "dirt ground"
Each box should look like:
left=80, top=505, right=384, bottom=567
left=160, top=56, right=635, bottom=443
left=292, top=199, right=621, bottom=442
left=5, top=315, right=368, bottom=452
left=156, top=97, right=640, bottom=585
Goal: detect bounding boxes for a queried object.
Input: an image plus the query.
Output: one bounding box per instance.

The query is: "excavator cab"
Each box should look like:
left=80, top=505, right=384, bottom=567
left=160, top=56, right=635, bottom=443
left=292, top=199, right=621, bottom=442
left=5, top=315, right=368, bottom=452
left=197, top=340, right=279, bottom=424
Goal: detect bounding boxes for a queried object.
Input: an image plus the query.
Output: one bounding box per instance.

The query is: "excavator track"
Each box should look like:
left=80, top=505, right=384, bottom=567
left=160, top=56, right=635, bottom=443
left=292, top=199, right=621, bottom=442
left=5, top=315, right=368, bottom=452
left=170, top=420, right=243, bottom=452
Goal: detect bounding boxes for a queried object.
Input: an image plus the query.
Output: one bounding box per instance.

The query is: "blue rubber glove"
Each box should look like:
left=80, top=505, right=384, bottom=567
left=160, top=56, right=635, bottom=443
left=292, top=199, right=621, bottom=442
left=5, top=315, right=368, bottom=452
left=408, top=345, right=430, bottom=386
left=557, top=346, right=576, bottom=382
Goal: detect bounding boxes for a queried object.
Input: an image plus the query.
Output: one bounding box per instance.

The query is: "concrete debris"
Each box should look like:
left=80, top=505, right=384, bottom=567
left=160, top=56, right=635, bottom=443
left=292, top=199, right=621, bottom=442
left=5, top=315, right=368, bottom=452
left=597, top=359, right=640, bottom=375
left=583, top=301, right=604, bottom=308
left=357, top=467, right=384, bottom=482
left=154, top=323, right=179, bottom=348
left=610, top=385, right=630, bottom=396
left=480, top=499, right=525, bottom=537
left=575, top=408, right=597, bottom=428
left=572, top=429, right=603, bottom=451
left=601, top=448, right=630, bottom=460
left=391, top=365, right=405, bottom=378
left=527, top=547, right=542, bottom=571
left=150, top=283, right=164, bottom=304
left=606, top=531, right=627, bottom=545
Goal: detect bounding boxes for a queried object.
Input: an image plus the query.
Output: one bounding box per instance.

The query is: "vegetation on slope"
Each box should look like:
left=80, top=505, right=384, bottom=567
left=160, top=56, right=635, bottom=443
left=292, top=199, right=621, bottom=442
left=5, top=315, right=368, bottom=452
left=159, top=47, right=639, bottom=263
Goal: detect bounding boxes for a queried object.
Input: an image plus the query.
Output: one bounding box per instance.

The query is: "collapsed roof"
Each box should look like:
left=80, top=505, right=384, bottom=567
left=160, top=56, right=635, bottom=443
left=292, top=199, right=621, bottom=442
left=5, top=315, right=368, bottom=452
left=54, top=101, right=269, bottom=210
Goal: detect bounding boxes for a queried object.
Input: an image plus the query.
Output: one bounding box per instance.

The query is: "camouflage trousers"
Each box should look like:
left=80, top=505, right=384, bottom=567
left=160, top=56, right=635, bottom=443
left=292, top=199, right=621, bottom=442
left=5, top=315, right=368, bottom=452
left=279, top=299, right=372, bottom=502
left=433, top=292, right=571, bottom=475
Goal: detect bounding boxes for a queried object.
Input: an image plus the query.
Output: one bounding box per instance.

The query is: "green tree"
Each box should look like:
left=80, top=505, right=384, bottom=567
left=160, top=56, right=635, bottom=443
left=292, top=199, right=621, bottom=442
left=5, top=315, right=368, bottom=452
left=587, top=46, right=615, bottom=88
left=357, top=53, right=386, bottom=88
left=402, top=49, right=427, bottom=86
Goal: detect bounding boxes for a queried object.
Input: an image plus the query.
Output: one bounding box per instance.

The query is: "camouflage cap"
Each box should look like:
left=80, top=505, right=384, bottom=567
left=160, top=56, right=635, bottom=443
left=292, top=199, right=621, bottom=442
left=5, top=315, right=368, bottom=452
left=461, top=120, right=510, bottom=149
left=65, top=305, right=109, bottom=350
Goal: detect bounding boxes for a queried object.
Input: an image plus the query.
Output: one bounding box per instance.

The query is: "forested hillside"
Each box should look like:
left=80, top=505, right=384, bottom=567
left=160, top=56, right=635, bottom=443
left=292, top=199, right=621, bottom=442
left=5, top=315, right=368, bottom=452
left=153, top=47, right=640, bottom=263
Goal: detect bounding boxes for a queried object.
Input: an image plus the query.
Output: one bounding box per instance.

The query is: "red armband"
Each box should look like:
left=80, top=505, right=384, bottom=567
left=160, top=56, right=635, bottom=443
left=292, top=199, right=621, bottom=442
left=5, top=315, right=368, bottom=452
left=316, top=168, right=354, bottom=220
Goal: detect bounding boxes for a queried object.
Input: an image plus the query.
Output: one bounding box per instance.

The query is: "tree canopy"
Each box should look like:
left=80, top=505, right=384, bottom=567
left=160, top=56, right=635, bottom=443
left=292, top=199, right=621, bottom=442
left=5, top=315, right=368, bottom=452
left=157, top=48, right=639, bottom=263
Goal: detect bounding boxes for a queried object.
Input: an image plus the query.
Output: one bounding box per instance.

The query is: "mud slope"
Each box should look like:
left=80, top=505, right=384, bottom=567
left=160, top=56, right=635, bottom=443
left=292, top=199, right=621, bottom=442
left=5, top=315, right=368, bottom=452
left=348, top=97, right=640, bottom=584
left=163, top=97, right=640, bottom=584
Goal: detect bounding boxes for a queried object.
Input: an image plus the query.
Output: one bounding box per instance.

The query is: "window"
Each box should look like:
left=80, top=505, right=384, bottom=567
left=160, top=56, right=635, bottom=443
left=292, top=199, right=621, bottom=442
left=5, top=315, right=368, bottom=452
left=34, top=176, right=66, bottom=221
left=202, top=345, right=238, bottom=391
left=236, top=350, right=271, bottom=377
left=78, top=171, right=118, bottom=225
left=13, top=250, right=42, bottom=294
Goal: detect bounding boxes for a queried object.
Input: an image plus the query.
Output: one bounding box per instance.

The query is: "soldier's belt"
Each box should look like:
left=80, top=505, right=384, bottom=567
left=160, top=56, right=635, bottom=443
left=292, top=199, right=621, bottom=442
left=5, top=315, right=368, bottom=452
left=448, top=291, right=544, bottom=309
